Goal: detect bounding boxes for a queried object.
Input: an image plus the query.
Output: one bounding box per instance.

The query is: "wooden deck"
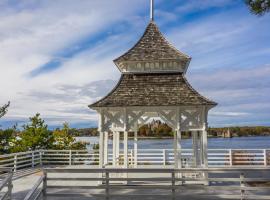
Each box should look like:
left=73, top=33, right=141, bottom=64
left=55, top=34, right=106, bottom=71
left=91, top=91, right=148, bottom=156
left=8, top=166, right=270, bottom=200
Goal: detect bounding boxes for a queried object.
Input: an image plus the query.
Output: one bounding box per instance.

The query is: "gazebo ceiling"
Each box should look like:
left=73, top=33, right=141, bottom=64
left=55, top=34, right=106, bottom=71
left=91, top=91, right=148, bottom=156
left=89, top=73, right=217, bottom=108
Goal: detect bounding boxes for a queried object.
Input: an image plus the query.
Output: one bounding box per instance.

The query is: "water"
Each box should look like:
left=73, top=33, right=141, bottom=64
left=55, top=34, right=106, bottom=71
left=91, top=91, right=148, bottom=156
left=76, top=136, right=270, bottom=151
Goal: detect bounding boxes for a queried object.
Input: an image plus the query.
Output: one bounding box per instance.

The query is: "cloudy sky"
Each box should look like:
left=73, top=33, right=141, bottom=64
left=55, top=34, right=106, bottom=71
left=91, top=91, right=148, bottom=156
left=0, top=0, right=269, bottom=129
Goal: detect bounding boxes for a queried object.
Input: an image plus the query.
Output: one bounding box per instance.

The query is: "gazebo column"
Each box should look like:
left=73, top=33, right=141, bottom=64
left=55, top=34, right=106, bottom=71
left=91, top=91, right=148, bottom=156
left=123, top=108, right=129, bottom=168
left=174, top=108, right=182, bottom=169
left=112, top=132, right=117, bottom=166
left=116, top=132, right=120, bottom=166
left=202, top=128, right=209, bottom=185
left=174, top=128, right=183, bottom=185
left=199, top=131, right=204, bottom=166
left=174, top=130, right=182, bottom=169
left=202, top=108, right=209, bottom=168
left=98, top=112, right=105, bottom=168
left=202, top=128, right=208, bottom=168
left=99, top=132, right=104, bottom=168
left=134, top=129, right=138, bottom=168
left=124, top=131, right=128, bottom=168
left=192, top=131, right=199, bottom=167
left=104, top=132, right=108, bottom=166
left=202, top=106, right=209, bottom=185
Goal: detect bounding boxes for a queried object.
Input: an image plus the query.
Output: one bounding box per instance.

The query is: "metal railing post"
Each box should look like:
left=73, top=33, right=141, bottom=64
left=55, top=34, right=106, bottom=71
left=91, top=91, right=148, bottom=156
left=14, top=154, right=17, bottom=172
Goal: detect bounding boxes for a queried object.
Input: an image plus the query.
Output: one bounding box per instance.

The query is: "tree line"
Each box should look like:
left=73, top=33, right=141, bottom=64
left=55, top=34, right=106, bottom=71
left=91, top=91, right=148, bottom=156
left=67, top=121, right=270, bottom=138
left=0, top=113, right=86, bottom=155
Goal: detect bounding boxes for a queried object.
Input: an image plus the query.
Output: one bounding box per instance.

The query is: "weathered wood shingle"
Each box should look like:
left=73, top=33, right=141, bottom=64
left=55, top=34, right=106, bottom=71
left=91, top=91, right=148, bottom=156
left=89, top=73, right=217, bottom=108
left=114, top=21, right=190, bottom=64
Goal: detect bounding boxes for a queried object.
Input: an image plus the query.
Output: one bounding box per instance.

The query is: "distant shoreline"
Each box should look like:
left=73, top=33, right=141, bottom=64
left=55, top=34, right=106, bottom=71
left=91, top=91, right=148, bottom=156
left=70, top=126, right=270, bottom=139
left=76, top=135, right=270, bottom=140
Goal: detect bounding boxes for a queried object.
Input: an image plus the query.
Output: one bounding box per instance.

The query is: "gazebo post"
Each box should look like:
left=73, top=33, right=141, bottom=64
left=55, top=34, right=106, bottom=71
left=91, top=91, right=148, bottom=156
left=104, top=132, right=108, bottom=166
left=202, top=128, right=208, bottom=168
left=192, top=131, right=199, bottom=167
left=98, top=132, right=104, bottom=185
left=123, top=131, right=128, bottom=184
left=176, top=130, right=182, bottom=169
left=202, top=128, right=209, bottom=185
left=202, top=111, right=209, bottom=168
left=175, top=108, right=182, bottom=170
left=202, top=106, right=209, bottom=185
left=98, top=112, right=105, bottom=185
left=98, top=112, right=105, bottom=168
left=99, top=132, right=104, bottom=168
left=134, top=126, right=138, bottom=168
left=123, top=108, right=129, bottom=168
left=116, top=132, right=120, bottom=166
left=199, top=131, right=204, bottom=166
left=124, top=131, right=128, bottom=168
left=173, top=131, right=178, bottom=168
left=112, top=132, right=116, bottom=166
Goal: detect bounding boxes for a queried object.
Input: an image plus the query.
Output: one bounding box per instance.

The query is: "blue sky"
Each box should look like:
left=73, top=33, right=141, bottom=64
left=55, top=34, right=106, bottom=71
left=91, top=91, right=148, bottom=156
left=0, top=0, right=269, bottom=129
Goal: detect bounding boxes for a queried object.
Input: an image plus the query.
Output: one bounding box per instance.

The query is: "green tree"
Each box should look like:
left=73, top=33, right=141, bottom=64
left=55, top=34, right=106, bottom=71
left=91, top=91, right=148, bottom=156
left=0, top=101, right=10, bottom=119
left=0, top=128, right=15, bottom=154
left=15, top=113, right=53, bottom=152
left=245, top=0, right=270, bottom=15
left=52, top=122, right=86, bottom=150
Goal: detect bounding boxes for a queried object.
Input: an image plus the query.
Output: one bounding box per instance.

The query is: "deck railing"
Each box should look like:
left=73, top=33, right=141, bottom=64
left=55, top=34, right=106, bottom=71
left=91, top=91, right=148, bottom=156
left=0, top=151, right=41, bottom=172
left=0, top=149, right=269, bottom=170
left=42, top=167, right=270, bottom=200
left=0, top=168, right=13, bottom=200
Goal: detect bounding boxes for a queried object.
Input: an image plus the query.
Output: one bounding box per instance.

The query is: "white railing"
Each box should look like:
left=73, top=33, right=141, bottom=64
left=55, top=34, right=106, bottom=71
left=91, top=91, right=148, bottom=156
left=0, top=168, right=13, bottom=200
left=42, top=167, right=270, bottom=200
left=0, top=149, right=269, bottom=170
left=0, top=151, right=41, bottom=172
left=42, top=150, right=99, bottom=166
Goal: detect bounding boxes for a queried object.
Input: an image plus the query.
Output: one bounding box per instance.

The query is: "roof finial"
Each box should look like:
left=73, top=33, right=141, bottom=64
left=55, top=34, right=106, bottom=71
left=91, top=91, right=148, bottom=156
left=150, top=0, right=154, bottom=21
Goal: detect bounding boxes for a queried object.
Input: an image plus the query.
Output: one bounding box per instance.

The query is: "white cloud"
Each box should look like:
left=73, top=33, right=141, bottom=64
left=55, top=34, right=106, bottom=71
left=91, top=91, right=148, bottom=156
left=0, top=0, right=269, bottom=128
left=0, top=0, right=147, bottom=127
left=210, top=111, right=249, bottom=117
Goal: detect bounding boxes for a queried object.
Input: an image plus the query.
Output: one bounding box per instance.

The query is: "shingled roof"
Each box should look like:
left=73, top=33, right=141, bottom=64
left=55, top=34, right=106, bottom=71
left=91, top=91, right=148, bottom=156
left=89, top=73, right=217, bottom=108
left=114, top=21, right=190, bottom=65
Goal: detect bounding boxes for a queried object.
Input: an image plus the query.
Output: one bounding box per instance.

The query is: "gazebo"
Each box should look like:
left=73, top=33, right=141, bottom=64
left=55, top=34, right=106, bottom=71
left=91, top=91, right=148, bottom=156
left=89, top=0, right=217, bottom=170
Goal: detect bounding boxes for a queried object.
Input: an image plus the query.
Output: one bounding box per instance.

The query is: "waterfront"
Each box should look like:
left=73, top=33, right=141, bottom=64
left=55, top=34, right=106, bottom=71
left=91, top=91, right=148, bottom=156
left=76, top=136, right=270, bottom=151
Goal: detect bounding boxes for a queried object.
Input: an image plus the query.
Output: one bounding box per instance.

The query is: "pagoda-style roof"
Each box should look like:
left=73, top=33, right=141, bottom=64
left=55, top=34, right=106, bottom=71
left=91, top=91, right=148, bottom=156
left=114, top=21, right=191, bottom=73
left=114, top=21, right=190, bottom=63
left=89, top=19, right=217, bottom=109
left=89, top=73, right=217, bottom=108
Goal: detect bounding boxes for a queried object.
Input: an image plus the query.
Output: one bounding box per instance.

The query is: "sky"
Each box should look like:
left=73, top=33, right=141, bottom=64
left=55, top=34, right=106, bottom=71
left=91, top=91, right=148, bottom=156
left=0, top=0, right=270, bottom=129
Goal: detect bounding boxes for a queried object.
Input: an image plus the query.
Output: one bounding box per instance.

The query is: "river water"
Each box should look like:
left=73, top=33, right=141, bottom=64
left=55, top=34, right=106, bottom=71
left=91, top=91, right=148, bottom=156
left=76, top=136, right=270, bottom=151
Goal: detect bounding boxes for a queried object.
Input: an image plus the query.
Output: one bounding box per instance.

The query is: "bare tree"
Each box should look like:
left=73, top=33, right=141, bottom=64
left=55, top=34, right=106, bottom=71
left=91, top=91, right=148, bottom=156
left=0, top=101, right=10, bottom=118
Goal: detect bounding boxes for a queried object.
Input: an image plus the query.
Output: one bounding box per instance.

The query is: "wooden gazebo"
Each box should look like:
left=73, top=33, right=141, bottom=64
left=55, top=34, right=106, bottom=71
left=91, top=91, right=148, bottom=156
left=89, top=1, right=217, bottom=170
